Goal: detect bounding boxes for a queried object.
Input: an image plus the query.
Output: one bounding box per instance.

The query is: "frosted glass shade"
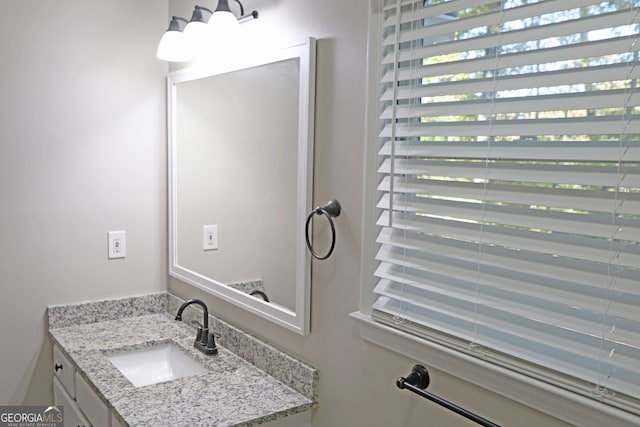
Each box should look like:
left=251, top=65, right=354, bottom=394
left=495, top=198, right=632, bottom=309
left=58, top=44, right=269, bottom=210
left=156, top=30, right=191, bottom=62
left=183, top=21, right=210, bottom=44
left=208, top=10, right=239, bottom=37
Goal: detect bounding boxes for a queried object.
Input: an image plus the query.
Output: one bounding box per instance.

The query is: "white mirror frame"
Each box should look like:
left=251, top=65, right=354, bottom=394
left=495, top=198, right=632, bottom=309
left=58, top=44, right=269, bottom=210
left=167, top=38, right=316, bottom=335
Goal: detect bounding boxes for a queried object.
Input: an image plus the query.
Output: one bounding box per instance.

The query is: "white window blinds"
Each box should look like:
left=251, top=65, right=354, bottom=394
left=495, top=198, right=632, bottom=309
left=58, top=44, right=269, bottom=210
left=372, top=0, right=640, bottom=414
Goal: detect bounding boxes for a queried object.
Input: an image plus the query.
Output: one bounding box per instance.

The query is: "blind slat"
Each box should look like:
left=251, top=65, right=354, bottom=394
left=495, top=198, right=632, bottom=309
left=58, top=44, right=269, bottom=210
left=377, top=176, right=640, bottom=214
left=376, top=193, right=640, bottom=241
left=375, top=231, right=640, bottom=293
left=378, top=158, right=640, bottom=188
left=382, top=34, right=638, bottom=67
left=384, top=4, right=630, bottom=49
left=381, top=90, right=640, bottom=119
left=381, top=63, right=640, bottom=99
left=373, top=261, right=640, bottom=324
left=383, top=0, right=602, bottom=29
left=379, top=115, right=640, bottom=138
left=376, top=213, right=640, bottom=267
left=378, top=140, right=640, bottom=161
left=373, top=279, right=640, bottom=354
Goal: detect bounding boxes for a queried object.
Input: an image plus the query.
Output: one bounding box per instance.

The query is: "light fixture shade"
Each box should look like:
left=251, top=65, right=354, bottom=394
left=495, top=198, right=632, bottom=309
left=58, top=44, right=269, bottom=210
left=184, top=20, right=209, bottom=40
left=208, top=10, right=239, bottom=36
left=157, top=30, right=191, bottom=62
left=183, top=6, right=212, bottom=49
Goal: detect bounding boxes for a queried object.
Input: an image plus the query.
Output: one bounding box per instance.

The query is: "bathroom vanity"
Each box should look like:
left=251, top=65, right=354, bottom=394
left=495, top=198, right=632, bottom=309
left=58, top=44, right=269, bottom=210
left=48, top=293, right=317, bottom=426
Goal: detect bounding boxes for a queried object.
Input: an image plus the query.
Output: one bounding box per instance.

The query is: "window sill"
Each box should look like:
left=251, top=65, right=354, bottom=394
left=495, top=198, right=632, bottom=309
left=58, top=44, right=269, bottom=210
left=350, top=311, right=639, bottom=427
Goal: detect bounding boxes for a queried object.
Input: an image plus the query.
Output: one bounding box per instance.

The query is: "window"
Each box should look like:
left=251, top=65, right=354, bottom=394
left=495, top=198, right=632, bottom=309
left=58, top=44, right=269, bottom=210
left=355, top=0, right=640, bottom=423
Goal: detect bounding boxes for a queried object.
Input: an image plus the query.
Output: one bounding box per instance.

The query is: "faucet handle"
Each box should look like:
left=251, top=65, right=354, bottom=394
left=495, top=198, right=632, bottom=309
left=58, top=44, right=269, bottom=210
left=191, top=320, right=203, bottom=342
left=205, top=332, right=219, bottom=355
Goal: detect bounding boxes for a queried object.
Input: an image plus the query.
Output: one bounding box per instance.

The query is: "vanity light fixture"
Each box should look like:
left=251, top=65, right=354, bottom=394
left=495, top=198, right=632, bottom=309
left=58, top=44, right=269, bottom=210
left=156, top=16, right=192, bottom=62
left=183, top=6, right=211, bottom=43
left=208, top=0, right=240, bottom=35
left=156, top=0, right=259, bottom=62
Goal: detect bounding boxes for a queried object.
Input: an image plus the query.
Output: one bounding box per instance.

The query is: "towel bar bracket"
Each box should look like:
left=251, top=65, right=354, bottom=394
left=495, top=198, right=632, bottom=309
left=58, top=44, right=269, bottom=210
left=396, top=364, right=429, bottom=390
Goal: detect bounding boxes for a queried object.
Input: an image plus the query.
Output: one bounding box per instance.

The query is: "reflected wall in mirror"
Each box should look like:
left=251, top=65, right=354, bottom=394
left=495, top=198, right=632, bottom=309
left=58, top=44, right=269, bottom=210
left=168, top=38, right=316, bottom=335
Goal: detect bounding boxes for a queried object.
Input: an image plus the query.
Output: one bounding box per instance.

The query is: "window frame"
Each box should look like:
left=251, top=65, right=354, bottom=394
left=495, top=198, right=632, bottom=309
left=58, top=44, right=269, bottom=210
left=351, top=2, right=640, bottom=426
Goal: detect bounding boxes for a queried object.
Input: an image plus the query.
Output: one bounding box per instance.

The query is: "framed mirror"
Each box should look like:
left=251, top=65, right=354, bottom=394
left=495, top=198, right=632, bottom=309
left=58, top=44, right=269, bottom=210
left=168, top=38, right=316, bottom=335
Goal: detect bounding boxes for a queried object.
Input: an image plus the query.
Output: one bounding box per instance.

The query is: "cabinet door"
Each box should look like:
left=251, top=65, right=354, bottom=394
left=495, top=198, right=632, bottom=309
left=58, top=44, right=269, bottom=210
left=53, top=376, right=90, bottom=427
left=53, top=345, right=75, bottom=398
left=75, top=372, right=109, bottom=427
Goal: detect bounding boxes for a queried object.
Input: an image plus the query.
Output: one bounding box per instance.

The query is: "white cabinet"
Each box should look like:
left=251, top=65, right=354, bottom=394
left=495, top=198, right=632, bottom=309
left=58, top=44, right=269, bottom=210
left=52, top=344, right=118, bottom=427
left=53, top=376, right=90, bottom=427
left=53, top=345, right=75, bottom=397
left=75, top=372, right=109, bottom=427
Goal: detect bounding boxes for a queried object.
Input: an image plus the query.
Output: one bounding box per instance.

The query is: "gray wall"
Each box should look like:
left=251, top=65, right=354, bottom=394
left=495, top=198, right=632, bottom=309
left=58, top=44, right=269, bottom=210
left=0, top=0, right=167, bottom=404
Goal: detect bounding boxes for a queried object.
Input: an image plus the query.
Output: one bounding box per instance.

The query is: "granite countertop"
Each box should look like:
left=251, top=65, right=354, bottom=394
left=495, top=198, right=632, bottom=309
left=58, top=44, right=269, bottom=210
left=48, top=297, right=315, bottom=427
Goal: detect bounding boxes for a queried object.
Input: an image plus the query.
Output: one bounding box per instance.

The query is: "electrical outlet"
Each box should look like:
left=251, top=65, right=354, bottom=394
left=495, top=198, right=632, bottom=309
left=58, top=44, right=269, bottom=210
left=108, top=231, right=126, bottom=259
left=203, top=225, right=218, bottom=251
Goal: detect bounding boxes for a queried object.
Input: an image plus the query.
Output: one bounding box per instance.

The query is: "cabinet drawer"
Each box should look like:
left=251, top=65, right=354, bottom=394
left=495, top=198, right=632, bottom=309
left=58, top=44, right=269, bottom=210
left=75, top=371, right=109, bottom=427
left=53, top=345, right=75, bottom=398
left=53, top=376, right=90, bottom=427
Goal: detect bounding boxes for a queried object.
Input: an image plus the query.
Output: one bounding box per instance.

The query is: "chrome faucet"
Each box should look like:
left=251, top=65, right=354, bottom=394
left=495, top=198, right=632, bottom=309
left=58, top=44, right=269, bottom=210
left=175, top=299, right=218, bottom=355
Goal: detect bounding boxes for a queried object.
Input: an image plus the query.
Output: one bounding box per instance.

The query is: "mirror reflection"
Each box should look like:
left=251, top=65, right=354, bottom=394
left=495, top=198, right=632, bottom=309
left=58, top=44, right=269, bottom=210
left=176, top=58, right=299, bottom=310
left=168, top=39, right=315, bottom=335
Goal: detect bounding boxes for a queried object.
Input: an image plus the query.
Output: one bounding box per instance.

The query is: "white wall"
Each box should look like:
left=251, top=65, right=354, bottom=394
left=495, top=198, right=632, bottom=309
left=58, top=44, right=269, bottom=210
left=168, top=0, right=574, bottom=426
left=0, top=0, right=168, bottom=404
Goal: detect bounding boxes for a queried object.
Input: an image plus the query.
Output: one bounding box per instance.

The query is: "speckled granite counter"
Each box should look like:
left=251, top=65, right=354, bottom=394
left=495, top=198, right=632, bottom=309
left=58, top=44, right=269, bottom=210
left=48, top=293, right=317, bottom=427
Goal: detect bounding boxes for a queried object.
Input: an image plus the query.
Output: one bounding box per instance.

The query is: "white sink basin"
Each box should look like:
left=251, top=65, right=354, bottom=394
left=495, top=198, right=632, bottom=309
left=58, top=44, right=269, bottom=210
left=107, top=343, right=208, bottom=387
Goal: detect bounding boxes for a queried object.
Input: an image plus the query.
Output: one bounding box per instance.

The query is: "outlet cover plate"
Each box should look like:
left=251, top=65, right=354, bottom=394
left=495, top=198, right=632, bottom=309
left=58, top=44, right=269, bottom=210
left=203, top=225, right=218, bottom=251
left=108, top=231, right=126, bottom=259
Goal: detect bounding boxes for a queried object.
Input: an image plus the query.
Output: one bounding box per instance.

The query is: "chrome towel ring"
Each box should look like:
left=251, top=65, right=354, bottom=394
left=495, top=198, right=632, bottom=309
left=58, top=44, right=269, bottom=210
left=305, top=199, right=341, bottom=260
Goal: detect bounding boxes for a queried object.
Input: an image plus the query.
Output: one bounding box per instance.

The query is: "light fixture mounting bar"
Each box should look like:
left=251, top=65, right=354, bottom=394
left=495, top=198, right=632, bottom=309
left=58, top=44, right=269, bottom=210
left=238, top=10, right=259, bottom=23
